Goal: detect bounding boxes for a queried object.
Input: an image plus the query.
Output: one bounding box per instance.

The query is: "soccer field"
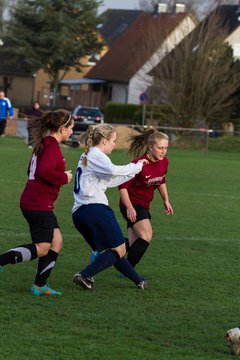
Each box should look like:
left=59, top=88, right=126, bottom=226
left=0, top=136, right=239, bottom=359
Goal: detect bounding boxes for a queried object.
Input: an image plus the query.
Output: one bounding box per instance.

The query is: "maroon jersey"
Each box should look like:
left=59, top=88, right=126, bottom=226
left=20, top=136, right=68, bottom=211
left=119, top=154, right=168, bottom=210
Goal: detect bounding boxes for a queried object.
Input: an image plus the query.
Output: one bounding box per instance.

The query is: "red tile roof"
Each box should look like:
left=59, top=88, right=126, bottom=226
left=86, top=12, right=190, bottom=82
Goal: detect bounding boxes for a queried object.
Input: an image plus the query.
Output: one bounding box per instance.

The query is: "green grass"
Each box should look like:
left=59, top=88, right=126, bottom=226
left=0, top=136, right=239, bottom=359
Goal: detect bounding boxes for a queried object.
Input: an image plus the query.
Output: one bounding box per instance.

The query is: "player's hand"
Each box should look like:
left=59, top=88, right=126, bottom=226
left=127, top=206, right=137, bottom=223
left=164, top=201, right=174, bottom=215
left=138, top=159, right=149, bottom=166
left=65, top=170, right=73, bottom=183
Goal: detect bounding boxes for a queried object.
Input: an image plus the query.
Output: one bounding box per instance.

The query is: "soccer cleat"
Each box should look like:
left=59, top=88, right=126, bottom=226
left=136, top=279, right=147, bottom=289
left=86, top=276, right=94, bottom=283
left=73, top=273, right=93, bottom=290
left=90, top=250, right=99, bottom=263
left=31, top=284, right=62, bottom=296
left=225, top=327, right=240, bottom=355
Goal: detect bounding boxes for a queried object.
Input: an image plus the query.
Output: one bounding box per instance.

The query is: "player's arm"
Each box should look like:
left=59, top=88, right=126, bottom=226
left=157, top=183, right=174, bottom=215
left=119, top=188, right=137, bottom=222
left=89, top=153, right=147, bottom=187
left=37, top=145, right=68, bottom=186
left=6, top=98, right=14, bottom=119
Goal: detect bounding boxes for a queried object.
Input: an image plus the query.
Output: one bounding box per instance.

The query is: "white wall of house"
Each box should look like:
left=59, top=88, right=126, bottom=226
left=111, top=83, right=129, bottom=103
left=225, top=27, right=240, bottom=59
left=127, top=15, right=197, bottom=104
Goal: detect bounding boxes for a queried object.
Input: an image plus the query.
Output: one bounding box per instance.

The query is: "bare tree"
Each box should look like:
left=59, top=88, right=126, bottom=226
left=145, top=11, right=240, bottom=126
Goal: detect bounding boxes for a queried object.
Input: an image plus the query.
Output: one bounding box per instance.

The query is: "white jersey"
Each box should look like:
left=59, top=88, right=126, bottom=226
left=72, top=147, right=143, bottom=213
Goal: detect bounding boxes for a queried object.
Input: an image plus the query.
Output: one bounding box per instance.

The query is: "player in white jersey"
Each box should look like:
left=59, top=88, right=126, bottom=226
left=72, top=124, right=148, bottom=290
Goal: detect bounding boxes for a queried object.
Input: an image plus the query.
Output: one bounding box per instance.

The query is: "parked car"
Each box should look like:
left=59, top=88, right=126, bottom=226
left=65, top=106, right=104, bottom=147
left=72, top=106, right=104, bottom=131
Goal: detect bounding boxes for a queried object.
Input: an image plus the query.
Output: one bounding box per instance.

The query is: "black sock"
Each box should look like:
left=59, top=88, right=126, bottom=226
left=124, top=237, right=130, bottom=252
left=127, top=238, right=149, bottom=267
left=81, top=250, right=120, bottom=278
left=114, top=257, right=143, bottom=284
left=34, top=249, right=58, bottom=287
left=0, top=244, right=37, bottom=266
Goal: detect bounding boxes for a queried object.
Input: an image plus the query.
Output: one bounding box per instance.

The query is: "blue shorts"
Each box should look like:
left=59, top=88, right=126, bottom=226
left=72, top=204, right=125, bottom=252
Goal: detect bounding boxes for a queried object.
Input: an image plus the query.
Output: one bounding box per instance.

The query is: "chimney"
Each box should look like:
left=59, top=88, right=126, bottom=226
left=158, top=3, right=168, bottom=13
left=175, top=3, right=186, bottom=13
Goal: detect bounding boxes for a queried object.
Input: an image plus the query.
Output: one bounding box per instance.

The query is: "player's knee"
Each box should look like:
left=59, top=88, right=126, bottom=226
left=114, top=243, right=126, bottom=258
left=139, top=232, right=152, bottom=243
left=51, top=237, right=63, bottom=253
left=51, top=229, right=63, bottom=252
left=36, top=243, right=51, bottom=257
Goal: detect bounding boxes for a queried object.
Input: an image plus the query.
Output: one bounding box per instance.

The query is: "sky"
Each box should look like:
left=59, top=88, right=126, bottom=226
left=98, top=0, right=139, bottom=14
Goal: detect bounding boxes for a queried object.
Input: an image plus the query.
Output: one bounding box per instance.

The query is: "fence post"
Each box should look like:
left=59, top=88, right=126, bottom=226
left=205, top=129, right=213, bottom=156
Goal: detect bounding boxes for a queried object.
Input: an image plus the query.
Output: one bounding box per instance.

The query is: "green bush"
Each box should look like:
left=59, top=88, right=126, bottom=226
left=104, top=102, right=175, bottom=125
left=104, top=102, right=140, bottom=124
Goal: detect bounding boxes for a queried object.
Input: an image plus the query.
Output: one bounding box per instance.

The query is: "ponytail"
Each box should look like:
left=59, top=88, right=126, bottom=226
left=30, top=109, right=73, bottom=154
left=82, top=126, right=95, bottom=166
left=128, top=129, right=169, bottom=157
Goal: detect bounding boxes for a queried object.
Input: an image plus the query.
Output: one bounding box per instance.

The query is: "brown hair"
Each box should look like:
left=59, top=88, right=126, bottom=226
left=29, top=109, right=73, bottom=154
left=82, top=124, right=115, bottom=166
left=128, top=129, right=169, bottom=157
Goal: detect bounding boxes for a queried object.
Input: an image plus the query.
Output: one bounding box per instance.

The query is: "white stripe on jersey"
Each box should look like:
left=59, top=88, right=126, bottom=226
left=29, top=154, right=37, bottom=180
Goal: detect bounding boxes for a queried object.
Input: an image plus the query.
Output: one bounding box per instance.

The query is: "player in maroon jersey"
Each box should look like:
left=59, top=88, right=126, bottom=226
left=0, top=109, right=73, bottom=296
left=119, top=130, right=174, bottom=269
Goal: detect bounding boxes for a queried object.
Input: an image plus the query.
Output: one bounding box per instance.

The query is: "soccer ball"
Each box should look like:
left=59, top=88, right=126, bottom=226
left=225, top=327, right=240, bottom=355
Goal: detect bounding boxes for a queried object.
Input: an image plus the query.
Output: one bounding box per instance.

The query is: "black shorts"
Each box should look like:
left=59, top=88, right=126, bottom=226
left=120, top=205, right=151, bottom=229
left=21, top=210, right=60, bottom=244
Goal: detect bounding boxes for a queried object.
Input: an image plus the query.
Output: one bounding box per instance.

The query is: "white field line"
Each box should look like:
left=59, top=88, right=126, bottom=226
left=173, top=191, right=240, bottom=200
left=0, top=179, right=239, bottom=200
left=163, top=236, right=239, bottom=242
left=0, top=231, right=238, bottom=243
left=0, top=231, right=81, bottom=239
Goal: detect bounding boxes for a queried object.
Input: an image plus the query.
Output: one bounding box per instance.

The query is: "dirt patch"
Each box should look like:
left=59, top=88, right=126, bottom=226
left=115, top=125, right=140, bottom=149
left=78, top=125, right=141, bottom=149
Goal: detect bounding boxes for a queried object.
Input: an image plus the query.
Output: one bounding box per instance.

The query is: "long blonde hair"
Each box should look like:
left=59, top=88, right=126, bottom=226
left=82, top=124, right=116, bottom=166
left=128, top=129, right=169, bottom=157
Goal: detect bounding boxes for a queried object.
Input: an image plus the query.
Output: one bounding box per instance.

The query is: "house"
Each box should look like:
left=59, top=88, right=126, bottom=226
left=147, top=4, right=240, bottom=127
left=160, top=5, right=240, bottom=61
left=99, top=9, right=144, bottom=46
left=218, top=5, right=240, bottom=59
left=84, top=7, right=197, bottom=106
left=57, top=9, right=144, bottom=109
left=0, top=52, right=34, bottom=109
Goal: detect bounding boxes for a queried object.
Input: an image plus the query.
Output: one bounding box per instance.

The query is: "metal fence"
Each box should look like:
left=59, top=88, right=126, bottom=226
left=12, top=118, right=240, bottom=154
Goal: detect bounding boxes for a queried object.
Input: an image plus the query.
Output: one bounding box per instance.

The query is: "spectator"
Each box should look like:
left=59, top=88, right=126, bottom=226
left=25, top=101, right=42, bottom=148
left=0, top=91, right=14, bottom=137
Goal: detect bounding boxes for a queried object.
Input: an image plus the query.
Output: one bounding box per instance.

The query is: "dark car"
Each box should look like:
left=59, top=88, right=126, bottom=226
left=64, top=105, right=104, bottom=147
left=65, top=106, right=104, bottom=147
left=72, top=106, right=104, bottom=132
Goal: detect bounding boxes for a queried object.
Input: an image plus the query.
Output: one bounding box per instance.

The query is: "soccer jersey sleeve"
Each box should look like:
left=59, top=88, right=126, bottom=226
left=88, top=149, right=143, bottom=186
left=36, top=142, right=68, bottom=186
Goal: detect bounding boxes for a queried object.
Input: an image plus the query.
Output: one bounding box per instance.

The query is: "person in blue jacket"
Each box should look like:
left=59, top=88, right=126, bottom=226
left=0, top=91, right=14, bottom=136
